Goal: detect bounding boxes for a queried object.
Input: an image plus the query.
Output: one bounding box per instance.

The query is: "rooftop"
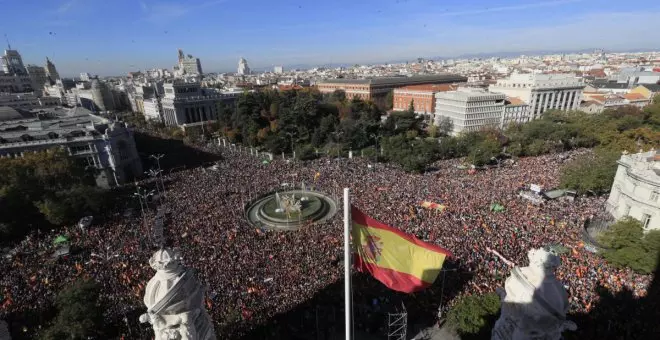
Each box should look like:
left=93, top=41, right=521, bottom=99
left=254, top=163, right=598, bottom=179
left=0, top=106, right=111, bottom=144
left=619, top=150, right=660, bottom=183
left=394, top=84, right=458, bottom=93
left=320, top=74, right=467, bottom=86
left=506, top=97, right=526, bottom=105
left=622, top=93, right=649, bottom=101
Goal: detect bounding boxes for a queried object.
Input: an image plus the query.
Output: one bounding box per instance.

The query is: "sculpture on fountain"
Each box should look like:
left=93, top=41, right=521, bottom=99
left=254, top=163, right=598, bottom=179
left=490, top=247, right=577, bottom=340
left=139, top=248, right=216, bottom=340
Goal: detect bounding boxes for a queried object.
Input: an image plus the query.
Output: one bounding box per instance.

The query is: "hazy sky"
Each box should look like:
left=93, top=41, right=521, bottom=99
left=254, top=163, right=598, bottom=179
left=1, top=0, right=658, bottom=76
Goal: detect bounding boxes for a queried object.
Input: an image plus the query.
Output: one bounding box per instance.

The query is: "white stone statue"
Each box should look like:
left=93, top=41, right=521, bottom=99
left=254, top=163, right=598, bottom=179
left=488, top=247, right=577, bottom=340
left=139, top=248, right=216, bottom=340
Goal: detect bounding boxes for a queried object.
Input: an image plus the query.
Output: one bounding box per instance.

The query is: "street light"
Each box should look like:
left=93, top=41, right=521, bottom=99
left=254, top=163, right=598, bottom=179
left=149, top=154, right=165, bottom=198
left=90, top=245, right=120, bottom=262
left=133, top=186, right=155, bottom=229
left=145, top=168, right=163, bottom=200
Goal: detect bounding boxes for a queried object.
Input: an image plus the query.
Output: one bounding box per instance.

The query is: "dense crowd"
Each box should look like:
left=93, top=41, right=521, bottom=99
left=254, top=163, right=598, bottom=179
left=0, top=143, right=652, bottom=339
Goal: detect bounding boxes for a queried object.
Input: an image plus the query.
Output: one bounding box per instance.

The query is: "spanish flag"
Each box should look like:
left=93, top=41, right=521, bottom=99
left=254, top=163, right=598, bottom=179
left=352, top=206, right=451, bottom=293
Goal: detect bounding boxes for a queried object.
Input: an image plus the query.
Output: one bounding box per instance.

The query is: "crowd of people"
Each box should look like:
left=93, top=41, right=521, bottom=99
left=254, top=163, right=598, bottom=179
left=0, top=142, right=652, bottom=339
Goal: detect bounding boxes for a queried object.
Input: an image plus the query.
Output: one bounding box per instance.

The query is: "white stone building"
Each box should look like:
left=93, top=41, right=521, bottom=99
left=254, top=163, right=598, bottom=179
left=0, top=107, right=142, bottom=187
left=177, top=49, right=203, bottom=75
left=161, top=81, right=238, bottom=127
left=238, top=57, right=250, bottom=75
left=501, top=97, right=531, bottom=128
left=143, top=97, right=162, bottom=122
left=606, top=150, right=660, bottom=230
left=489, top=73, right=585, bottom=119
left=274, top=66, right=283, bottom=74
left=434, top=88, right=506, bottom=135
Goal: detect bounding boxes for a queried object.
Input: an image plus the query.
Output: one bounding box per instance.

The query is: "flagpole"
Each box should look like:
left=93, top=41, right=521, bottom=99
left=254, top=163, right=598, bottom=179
left=343, top=187, right=352, bottom=340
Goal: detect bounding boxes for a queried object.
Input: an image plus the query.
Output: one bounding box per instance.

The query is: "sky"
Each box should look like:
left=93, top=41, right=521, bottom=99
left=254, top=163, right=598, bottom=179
left=0, top=0, right=658, bottom=76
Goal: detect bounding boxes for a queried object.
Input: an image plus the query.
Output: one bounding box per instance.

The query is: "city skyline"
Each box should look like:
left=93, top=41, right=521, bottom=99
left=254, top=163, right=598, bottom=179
left=1, top=0, right=659, bottom=76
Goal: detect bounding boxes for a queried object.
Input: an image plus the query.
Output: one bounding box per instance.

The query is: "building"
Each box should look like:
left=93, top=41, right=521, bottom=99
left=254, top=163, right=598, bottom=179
left=75, top=78, right=115, bottom=112
left=580, top=93, right=650, bottom=114
left=80, top=72, right=91, bottom=81
left=317, top=74, right=467, bottom=107
left=161, top=81, right=238, bottom=127
left=392, top=84, right=458, bottom=115
left=143, top=97, right=162, bottom=121
left=238, top=58, right=250, bottom=75
left=489, top=73, right=584, bottom=119
left=274, top=66, right=283, bottom=74
left=630, top=84, right=660, bottom=100
left=0, top=48, right=26, bottom=74
left=0, top=92, right=60, bottom=109
left=0, top=106, right=142, bottom=187
left=177, top=49, right=203, bottom=75
left=501, top=97, right=531, bottom=127
left=584, top=80, right=629, bottom=94
left=434, top=88, right=506, bottom=135
left=26, top=65, right=49, bottom=96
left=45, top=57, right=60, bottom=83
left=606, top=150, right=660, bottom=230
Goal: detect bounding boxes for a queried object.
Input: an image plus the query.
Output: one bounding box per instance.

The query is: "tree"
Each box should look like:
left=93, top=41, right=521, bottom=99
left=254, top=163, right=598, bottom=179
left=468, top=138, right=501, bottom=167
left=382, top=134, right=438, bottom=172
left=331, top=89, right=346, bottom=103
left=41, top=279, right=104, bottom=340
left=295, top=144, right=317, bottom=161
left=559, top=149, right=619, bottom=195
left=0, top=149, right=108, bottom=244
left=385, top=90, right=394, bottom=110
left=598, top=218, right=659, bottom=274
left=447, top=293, right=500, bottom=337
left=437, top=116, right=453, bottom=136
left=407, top=99, right=415, bottom=114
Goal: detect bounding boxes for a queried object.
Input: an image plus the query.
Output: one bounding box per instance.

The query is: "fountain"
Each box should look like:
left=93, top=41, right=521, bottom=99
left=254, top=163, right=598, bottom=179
left=244, top=188, right=338, bottom=231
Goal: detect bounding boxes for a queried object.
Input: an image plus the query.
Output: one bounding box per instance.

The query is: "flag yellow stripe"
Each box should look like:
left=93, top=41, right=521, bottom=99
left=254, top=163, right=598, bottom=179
left=353, top=222, right=446, bottom=283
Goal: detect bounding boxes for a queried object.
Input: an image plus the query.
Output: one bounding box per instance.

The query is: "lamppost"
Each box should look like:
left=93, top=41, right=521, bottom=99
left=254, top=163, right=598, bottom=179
left=90, top=245, right=120, bottom=262
left=149, top=154, right=165, bottom=197
left=133, top=186, right=154, bottom=229
left=145, top=168, right=163, bottom=201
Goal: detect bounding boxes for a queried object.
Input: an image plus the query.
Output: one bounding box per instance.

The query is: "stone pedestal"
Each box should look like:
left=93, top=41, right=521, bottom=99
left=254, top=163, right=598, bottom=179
left=139, top=249, right=216, bottom=340
left=491, top=248, right=576, bottom=340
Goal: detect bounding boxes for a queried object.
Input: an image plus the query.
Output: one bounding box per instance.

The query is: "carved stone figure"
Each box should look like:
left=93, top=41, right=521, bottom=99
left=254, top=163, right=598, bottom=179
left=489, top=247, right=577, bottom=340
left=139, top=248, right=216, bottom=340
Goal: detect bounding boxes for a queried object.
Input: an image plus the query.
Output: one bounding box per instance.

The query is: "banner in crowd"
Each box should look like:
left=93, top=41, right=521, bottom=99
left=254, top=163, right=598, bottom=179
left=351, top=206, right=451, bottom=293
left=420, top=201, right=446, bottom=212
left=490, top=203, right=505, bottom=212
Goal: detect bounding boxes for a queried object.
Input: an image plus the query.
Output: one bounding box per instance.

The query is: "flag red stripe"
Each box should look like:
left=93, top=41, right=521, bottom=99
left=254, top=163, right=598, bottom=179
left=354, top=254, right=431, bottom=293
left=352, top=206, right=452, bottom=257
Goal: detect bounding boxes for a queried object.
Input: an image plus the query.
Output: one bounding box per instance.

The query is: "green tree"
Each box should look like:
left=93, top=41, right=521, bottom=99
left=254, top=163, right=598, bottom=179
left=599, top=218, right=659, bottom=274
left=468, top=138, right=501, bottom=167
left=295, top=144, right=318, bottom=161
left=331, top=89, right=346, bottom=103
left=385, top=90, right=394, bottom=110
left=0, top=149, right=107, bottom=244
left=559, top=149, right=619, bottom=194
left=40, top=279, right=104, bottom=340
left=437, top=116, right=453, bottom=137
left=447, top=293, right=500, bottom=337
left=382, top=134, right=438, bottom=172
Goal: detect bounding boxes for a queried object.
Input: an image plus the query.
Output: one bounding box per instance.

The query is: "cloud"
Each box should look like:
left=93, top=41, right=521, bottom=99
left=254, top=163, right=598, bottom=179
left=434, top=0, right=584, bottom=17
left=140, top=0, right=226, bottom=22
left=56, top=0, right=78, bottom=14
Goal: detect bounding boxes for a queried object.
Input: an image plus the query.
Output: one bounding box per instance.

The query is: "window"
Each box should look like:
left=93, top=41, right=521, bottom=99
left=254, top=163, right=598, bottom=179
left=642, top=214, right=652, bottom=229
left=651, top=192, right=659, bottom=202
left=624, top=205, right=631, bottom=216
